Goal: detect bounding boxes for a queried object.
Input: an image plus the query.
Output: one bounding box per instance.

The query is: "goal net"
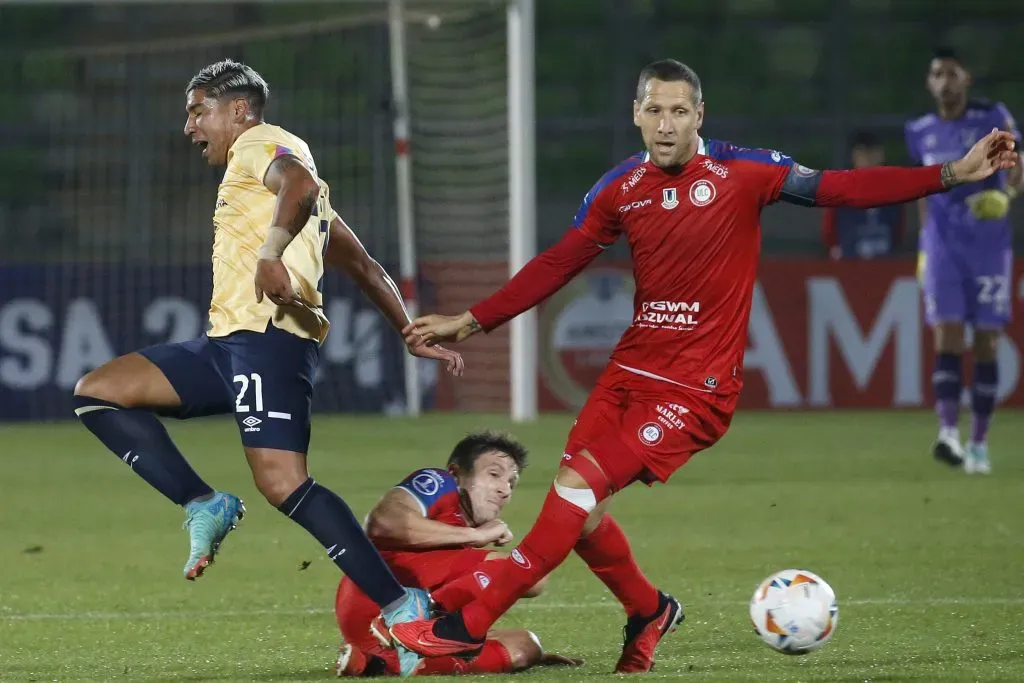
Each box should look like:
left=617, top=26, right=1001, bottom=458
left=0, top=1, right=532, bottom=421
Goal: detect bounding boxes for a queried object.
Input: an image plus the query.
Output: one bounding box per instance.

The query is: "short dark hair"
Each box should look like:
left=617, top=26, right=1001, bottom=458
left=186, top=59, right=269, bottom=116
left=848, top=129, right=880, bottom=151
left=636, top=59, right=702, bottom=103
left=447, top=431, right=528, bottom=475
left=932, top=46, right=963, bottom=66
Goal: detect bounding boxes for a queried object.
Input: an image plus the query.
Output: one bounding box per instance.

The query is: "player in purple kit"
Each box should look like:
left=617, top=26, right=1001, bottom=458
left=905, top=47, right=1024, bottom=474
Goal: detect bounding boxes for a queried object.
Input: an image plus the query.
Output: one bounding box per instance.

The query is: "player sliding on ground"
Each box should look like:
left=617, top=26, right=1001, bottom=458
left=71, top=59, right=462, bottom=673
left=334, top=431, right=582, bottom=677
left=387, top=59, right=1018, bottom=675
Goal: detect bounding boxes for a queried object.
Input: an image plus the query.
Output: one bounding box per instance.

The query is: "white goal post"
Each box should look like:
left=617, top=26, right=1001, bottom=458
left=388, top=0, right=537, bottom=421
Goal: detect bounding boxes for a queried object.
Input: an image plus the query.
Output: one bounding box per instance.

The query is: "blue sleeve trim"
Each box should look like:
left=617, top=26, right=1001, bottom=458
left=705, top=140, right=793, bottom=167
left=572, top=153, right=644, bottom=228
left=394, top=468, right=458, bottom=515
left=777, top=165, right=823, bottom=207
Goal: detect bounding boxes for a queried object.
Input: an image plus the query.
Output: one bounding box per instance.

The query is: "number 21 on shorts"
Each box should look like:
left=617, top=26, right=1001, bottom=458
left=233, top=373, right=264, bottom=413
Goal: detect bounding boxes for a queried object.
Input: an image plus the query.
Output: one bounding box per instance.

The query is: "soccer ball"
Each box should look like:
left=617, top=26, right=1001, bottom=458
left=749, top=569, right=838, bottom=655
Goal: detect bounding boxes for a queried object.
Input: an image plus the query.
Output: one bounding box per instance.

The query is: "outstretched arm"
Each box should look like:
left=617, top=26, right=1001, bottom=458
left=325, top=215, right=464, bottom=375
left=471, top=229, right=605, bottom=331
left=401, top=228, right=605, bottom=345
left=776, top=129, right=1018, bottom=209
left=403, top=164, right=622, bottom=345
left=325, top=214, right=410, bottom=335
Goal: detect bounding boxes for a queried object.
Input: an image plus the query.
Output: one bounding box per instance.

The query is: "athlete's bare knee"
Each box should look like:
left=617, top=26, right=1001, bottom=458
left=73, top=353, right=176, bottom=409
left=246, top=448, right=308, bottom=506
left=555, top=448, right=602, bottom=489
left=974, top=330, right=1001, bottom=362
left=581, top=498, right=612, bottom=536
left=74, top=362, right=121, bottom=402
left=555, top=448, right=612, bottom=514
left=496, top=631, right=542, bottom=670
left=934, top=323, right=965, bottom=354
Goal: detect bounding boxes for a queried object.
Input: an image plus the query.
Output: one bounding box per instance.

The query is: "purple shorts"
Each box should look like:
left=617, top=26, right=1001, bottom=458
left=919, top=246, right=1013, bottom=329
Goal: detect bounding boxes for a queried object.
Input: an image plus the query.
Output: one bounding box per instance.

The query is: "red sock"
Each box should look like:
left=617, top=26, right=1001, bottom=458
left=432, top=560, right=505, bottom=612
left=467, top=640, right=515, bottom=673
left=461, top=485, right=589, bottom=638
left=417, top=639, right=513, bottom=675
left=574, top=515, right=659, bottom=617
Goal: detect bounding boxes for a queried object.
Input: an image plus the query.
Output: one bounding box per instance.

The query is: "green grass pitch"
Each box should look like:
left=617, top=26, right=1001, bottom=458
left=2, top=411, right=1022, bottom=681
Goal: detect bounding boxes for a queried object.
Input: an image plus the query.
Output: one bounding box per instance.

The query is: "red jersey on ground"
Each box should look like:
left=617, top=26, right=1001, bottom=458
left=381, top=468, right=488, bottom=589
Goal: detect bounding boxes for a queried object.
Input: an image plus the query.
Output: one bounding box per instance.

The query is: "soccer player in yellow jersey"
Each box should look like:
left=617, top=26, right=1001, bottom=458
left=71, top=60, right=458, bottom=672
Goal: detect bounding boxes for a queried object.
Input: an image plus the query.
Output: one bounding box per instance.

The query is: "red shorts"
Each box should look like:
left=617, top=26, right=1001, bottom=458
left=564, top=363, right=735, bottom=491
left=381, top=547, right=491, bottom=592
left=335, top=549, right=500, bottom=675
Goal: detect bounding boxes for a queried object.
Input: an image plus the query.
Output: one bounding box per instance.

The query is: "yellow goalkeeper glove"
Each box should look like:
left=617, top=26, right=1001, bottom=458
left=965, top=188, right=1016, bottom=220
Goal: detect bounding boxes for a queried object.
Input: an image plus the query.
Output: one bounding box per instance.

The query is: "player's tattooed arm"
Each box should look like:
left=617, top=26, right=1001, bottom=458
left=328, top=214, right=465, bottom=373
left=253, top=155, right=323, bottom=305
left=939, top=162, right=958, bottom=188
left=263, top=155, right=320, bottom=237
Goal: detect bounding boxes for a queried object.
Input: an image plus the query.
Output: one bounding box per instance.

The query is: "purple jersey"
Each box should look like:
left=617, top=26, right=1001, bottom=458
left=905, top=99, right=1020, bottom=249
left=905, top=99, right=1019, bottom=327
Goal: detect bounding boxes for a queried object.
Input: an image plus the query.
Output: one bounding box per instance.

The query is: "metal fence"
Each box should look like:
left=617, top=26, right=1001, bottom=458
left=2, top=0, right=1022, bottom=265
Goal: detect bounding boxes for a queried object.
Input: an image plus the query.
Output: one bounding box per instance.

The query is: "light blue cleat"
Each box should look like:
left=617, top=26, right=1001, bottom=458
left=183, top=492, right=245, bottom=580
left=382, top=588, right=432, bottom=677
left=964, top=442, right=992, bottom=475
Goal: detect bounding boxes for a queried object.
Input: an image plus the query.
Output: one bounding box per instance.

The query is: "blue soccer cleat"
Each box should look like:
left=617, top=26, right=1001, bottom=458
left=382, top=588, right=432, bottom=677
left=964, top=442, right=992, bottom=475
left=183, top=491, right=245, bottom=580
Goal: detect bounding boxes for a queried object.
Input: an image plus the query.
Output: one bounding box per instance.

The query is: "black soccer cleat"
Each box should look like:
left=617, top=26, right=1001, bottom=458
left=614, top=591, right=685, bottom=673
left=932, top=438, right=965, bottom=467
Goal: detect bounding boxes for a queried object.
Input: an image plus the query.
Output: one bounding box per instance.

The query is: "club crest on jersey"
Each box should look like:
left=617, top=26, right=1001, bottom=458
left=511, top=548, right=532, bottom=569
left=638, top=422, right=664, bottom=446
left=794, top=164, right=817, bottom=178
left=474, top=571, right=492, bottom=589
left=412, top=470, right=443, bottom=496
left=661, top=188, right=679, bottom=210
left=689, top=179, right=716, bottom=207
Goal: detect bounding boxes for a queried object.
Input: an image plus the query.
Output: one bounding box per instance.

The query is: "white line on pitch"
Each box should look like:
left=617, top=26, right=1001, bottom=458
left=3, top=597, right=1022, bottom=622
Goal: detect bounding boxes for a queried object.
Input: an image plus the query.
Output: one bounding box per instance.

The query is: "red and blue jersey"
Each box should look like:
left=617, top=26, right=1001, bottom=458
left=392, top=467, right=466, bottom=528
left=381, top=467, right=487, bottom=590
left=469, top=134, right=947, bottom=404
left=572, top=138, right=808, bottom=397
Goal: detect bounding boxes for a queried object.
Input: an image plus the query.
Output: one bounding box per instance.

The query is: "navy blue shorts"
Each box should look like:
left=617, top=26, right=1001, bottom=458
left=138, top=323, right=319, bottom=453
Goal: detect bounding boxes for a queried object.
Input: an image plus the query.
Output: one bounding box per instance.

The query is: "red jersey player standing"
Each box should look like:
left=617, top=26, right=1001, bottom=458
left=388, top=59, right=1018, bottom=674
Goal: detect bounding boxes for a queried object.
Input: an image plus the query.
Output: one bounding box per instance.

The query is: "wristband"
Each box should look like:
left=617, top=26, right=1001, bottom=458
left=257, top=225, right=293, bottom=260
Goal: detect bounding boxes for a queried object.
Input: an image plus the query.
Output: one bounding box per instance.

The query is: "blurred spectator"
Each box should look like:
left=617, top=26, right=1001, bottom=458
left=821, top=130, right=906, bottom=260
